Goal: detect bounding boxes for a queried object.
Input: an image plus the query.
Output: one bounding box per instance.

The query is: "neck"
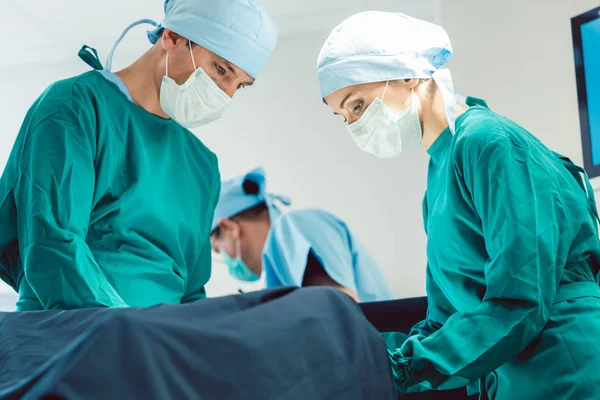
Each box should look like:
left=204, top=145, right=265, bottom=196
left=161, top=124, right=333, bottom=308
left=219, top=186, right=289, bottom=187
left=259, top=216, right=272, bottom=248
left=114, top=48, right=169, bottom=119
left=420, top=91, right=467, bottom=150
left=251, top=217, right=272, bottom=276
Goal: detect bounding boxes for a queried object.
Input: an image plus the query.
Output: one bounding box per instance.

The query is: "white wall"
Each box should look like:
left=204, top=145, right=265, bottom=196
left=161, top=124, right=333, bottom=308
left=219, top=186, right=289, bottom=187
left=0, top=0, right=596, bottom=310
left=440, top=0, right=598, bottom=167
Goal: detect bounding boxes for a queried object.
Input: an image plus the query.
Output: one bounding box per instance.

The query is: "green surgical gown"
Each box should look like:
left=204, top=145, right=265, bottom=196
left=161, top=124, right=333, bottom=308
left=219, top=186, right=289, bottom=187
left=0, top=71, right=220, bottom=311
left=388, top=97, right=600, bottom=399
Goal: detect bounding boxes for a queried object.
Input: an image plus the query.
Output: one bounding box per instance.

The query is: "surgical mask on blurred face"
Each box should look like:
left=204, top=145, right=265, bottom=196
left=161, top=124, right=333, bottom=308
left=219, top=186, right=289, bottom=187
left=222, top=239, right=259, bottom=282
left=347, top=81, right=422, bottom=158
left=160, top=41, right=231, bottom=129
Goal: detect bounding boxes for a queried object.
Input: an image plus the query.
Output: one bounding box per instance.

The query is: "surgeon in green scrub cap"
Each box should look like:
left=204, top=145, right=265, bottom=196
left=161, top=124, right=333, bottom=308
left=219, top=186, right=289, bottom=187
left=0, top=0, right=278, bottom=311
left=316, top=11, right=600, bottom=399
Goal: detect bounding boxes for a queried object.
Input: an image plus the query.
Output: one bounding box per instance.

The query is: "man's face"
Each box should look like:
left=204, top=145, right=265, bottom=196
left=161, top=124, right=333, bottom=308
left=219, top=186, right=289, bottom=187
left=161, top=29, right=255, bottom=98
left=210, top=222, right=237, bottom=259
left=210, top=218, right=264, bottom=278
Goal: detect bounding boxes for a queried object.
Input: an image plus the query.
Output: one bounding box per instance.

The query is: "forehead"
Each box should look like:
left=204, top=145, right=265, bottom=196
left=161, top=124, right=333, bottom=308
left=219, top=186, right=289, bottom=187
left=195, top=46, right=255, bottom=81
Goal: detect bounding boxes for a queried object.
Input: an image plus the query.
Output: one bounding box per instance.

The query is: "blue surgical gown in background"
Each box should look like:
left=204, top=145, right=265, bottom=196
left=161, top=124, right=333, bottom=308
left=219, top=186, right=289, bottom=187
left=262, top=209, right=394, bottom=302
left=0, top=71, right=221, bottom=311
left=388, top=97, right=600, bottom=399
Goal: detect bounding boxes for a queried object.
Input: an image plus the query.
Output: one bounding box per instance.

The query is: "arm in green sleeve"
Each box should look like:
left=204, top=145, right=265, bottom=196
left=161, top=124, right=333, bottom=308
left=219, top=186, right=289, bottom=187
left=409, top=196, right=457, bottom=340
left=181, top=238, right=210, bottom=303
left=408, top=266, right=455, bottom=339
left=15, top=99, right=127, bottom=310
left=390, top=134, right=566, bottom=393
left=181, top=169, right=220, bottom=303
left=387, top=267, right=457, bottom=394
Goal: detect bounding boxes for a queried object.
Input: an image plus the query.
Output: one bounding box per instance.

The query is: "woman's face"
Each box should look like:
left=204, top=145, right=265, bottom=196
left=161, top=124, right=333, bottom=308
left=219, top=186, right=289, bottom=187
left=324, top=80, right=415, bottom=125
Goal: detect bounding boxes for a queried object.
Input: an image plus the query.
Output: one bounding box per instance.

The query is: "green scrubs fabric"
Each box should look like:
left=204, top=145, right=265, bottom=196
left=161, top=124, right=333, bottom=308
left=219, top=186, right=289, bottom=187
left=389, top=97, right=600, bottom=399
left=0, top=71, right=220, bottom=311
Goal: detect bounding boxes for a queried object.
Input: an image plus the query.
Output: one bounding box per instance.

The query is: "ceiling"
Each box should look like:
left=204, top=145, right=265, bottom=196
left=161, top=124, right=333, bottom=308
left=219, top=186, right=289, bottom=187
left=2, top=0, right=436, bottom=67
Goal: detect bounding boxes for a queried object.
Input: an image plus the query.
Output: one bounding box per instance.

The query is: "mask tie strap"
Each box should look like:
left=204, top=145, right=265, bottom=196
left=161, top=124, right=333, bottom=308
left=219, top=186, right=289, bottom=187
left=381, top=81, right=390, bottom=101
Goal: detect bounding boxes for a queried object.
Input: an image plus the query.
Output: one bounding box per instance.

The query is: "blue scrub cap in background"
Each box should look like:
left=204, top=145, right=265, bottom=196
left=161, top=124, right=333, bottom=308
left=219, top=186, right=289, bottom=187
left=211, top=167, right=291, bottom=232
left=106, top=0, right=278, bottom=79
left=317, top=11, right=459, bottom=134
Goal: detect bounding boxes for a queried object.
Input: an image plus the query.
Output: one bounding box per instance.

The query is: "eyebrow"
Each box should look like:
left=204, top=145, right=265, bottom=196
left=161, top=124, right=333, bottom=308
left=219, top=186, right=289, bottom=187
left=224, top=60, right=254, bottom=86
left=340, top=92, right=354, bottom=109
left=224, top=60, right=237, bottom=75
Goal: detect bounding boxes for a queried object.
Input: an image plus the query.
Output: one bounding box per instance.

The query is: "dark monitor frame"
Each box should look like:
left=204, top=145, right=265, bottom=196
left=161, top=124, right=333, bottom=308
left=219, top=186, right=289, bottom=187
left=572, top=6, right=600, bottom=180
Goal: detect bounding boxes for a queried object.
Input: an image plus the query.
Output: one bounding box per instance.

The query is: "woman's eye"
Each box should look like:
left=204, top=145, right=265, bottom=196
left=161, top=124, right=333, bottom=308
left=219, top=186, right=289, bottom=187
left=351, top=101, right=363, bottom=114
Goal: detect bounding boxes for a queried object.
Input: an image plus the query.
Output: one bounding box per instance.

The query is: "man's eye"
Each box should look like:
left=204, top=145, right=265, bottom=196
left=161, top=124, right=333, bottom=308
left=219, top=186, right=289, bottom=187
left=216, top=64, right=227, bottom=75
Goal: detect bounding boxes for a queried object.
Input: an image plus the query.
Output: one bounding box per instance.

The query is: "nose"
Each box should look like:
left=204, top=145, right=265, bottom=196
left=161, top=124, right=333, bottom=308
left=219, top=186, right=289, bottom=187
left=217, top=81, right=239, bottom=98
left=347, top=115, right=360, bottom=125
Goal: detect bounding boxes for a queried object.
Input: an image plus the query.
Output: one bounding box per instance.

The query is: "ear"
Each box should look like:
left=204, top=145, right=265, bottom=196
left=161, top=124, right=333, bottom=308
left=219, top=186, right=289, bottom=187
left=399, top=78, right=420, bottom=90
left=210, top=236, right=220, bottom=254
left=218, top=218, right=240, bottom=239
left=161, top=29, right=186, bottom=52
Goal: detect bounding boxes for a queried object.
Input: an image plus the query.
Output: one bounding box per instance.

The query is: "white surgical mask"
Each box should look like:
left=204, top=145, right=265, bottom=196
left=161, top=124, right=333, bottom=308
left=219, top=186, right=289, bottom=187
left=160, top=41, right=232, bottom=129
left=347, top=82, right=422, bottom=159
left=222, top=239, right=260, bottom=282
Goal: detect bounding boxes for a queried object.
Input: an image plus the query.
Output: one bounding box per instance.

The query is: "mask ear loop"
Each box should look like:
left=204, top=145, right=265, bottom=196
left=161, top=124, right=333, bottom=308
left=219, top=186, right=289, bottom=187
left=165, top=53, right=169, bottom=78
left=161, top=41, right=170, bottom=78
left=236, top=237, right=242, bottom=260
left=381, top=80, right=416, bottom=110
left=381, top=81, right=390, bottom=101
left=188, top=40, right=198, bottom=71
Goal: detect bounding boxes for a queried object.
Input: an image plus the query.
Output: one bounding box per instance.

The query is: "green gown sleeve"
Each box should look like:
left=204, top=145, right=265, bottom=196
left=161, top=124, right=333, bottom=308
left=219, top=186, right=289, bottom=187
left=390, top=133, right=567, bottom=393
left=181, top=176, right=221, bottom=303
left=388, top=267, right=458, bottom=394
left=15, top=92, right=128, bottom=310
left=409, top=195, right=457, bottom=340
left=408, top=266, right=455, bottom=339
left=180, top=235, right=210, bottom=303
